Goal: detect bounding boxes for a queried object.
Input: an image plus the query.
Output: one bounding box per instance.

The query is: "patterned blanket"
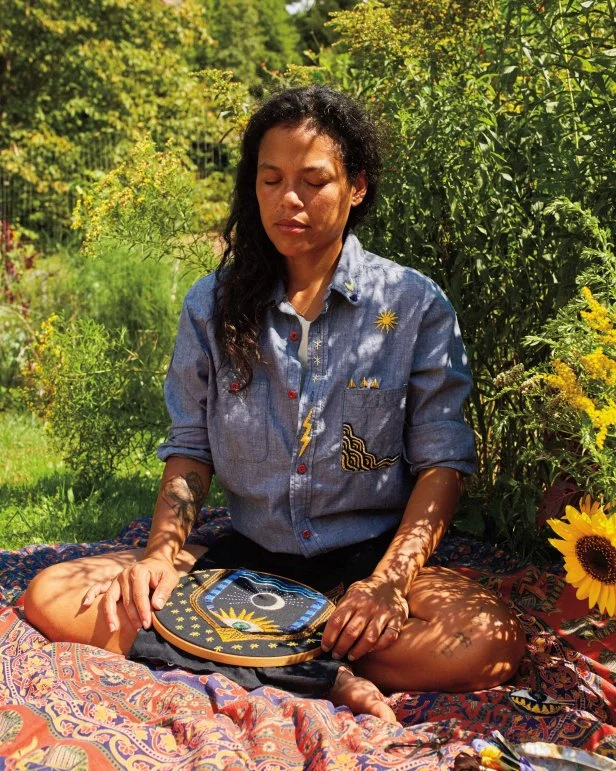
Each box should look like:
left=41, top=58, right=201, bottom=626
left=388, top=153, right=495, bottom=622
left=0, top=508, right=614, bottom=769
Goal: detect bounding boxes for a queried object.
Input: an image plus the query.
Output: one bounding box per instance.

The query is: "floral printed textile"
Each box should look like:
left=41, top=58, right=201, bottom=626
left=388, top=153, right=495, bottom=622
left=0, top=508, right=614, bottom=769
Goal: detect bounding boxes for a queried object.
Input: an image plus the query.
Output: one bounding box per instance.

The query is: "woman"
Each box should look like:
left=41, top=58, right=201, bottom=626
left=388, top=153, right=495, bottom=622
left=24, top=86, right=525, bottom=723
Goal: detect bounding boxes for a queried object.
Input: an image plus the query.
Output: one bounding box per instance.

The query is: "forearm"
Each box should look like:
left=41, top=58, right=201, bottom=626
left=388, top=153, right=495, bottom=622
left=372, top=466, right=462, bottom=594
left=144, top=456, right=213, bottom=564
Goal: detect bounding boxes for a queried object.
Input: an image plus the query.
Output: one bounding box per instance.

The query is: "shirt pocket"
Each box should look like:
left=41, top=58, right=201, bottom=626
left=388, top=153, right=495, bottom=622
left=214, top=381, right=270, bottom=463
left=341, top=386, right=407, bottom=472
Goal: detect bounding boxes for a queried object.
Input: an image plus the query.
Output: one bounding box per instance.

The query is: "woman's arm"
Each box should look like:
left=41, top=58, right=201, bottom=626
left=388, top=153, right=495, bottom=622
left=84, top=456, right=213, bottom=633
left=321, top=466, right=461, bottom=661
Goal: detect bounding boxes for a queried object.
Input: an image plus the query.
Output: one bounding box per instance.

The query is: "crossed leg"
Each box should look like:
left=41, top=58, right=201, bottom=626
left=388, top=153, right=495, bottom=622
left=24, top=553, right=525, bottom=724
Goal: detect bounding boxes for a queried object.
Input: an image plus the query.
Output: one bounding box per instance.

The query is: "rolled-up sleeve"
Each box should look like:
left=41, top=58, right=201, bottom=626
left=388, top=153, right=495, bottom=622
left=157, top=294, right=214, bottom=467
left=403, top=289, right=476, bottom=476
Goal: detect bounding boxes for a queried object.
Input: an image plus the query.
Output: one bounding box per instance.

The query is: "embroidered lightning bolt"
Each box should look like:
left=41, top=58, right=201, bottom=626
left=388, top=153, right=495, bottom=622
left=299, top=407, right=315, bottom=457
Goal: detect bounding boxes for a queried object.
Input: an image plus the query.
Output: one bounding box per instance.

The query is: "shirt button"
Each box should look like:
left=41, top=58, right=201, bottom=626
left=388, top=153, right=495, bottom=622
left=350, top=293, right=358, bottom=302
left=229, top=381, right=240, bottom=393
left=297, top=463, right=307, bottom=474
left=289, top=330, right=299, bottom=342
left=302, top=529, right=311, bottom=539
left=288, top=389, right=298, bottom=400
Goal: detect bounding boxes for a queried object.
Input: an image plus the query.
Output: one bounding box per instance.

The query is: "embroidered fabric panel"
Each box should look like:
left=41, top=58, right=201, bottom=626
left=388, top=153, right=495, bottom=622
left=341, top=423, right=401, bottom=471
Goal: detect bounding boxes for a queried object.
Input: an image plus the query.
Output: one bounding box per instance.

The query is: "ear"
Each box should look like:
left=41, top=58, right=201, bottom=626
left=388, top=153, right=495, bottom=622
left=350, top=170, right=368, bottom=207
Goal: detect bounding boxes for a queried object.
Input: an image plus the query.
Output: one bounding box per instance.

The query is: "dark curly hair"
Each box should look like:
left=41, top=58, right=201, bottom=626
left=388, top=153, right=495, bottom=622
left=215, top=86, right=382, bottom=387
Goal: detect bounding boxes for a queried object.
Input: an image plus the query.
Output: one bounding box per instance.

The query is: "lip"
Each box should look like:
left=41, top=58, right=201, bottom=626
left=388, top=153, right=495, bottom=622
left=275, top=219, right=309, bottom=233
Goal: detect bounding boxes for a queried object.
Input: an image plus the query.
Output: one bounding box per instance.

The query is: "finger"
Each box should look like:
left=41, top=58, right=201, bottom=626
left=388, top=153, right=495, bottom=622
left=118, top=570, right=144, bottom=631
left=347, top=619, right=394, bottom=662
left=321, top=605, right=356, bottom=653
left=330, top=614, right=371, bottom=660
left=103, top=579, right=122, bottom=633
left=129, top=568, right=155, bottom=629
left=364, top=624, right=403, bottom=656
left=151, top=571, right=178, bottom=610
left=82, top=580, right=112, bottom=607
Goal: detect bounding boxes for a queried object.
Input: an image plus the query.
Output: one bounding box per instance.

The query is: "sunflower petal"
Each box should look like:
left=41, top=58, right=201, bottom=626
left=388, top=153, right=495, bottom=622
left=565, top=563, right=587, bottom=584
left=576, top=576, right=592, bottom=601
left=606, top=588, right=616, bottom=617
left=588, top=579, right=601, bottom=610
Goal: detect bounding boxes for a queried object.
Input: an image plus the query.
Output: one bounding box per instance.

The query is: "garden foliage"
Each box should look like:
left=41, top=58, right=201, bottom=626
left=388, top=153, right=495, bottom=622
left=298, top=0, right=616, bottom=554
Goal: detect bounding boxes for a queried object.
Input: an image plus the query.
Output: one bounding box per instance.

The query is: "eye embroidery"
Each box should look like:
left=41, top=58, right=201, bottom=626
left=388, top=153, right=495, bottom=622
left=212, top=608, right=281, bottom=634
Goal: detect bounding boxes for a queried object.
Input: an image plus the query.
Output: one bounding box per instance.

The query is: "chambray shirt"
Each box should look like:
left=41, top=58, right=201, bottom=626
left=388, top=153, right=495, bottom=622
left=158, top=234, right=476, bottom=557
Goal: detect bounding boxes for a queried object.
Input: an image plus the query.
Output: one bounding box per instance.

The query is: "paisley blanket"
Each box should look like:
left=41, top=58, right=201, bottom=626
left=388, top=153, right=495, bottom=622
left=0, top=508, right=614, bottom=769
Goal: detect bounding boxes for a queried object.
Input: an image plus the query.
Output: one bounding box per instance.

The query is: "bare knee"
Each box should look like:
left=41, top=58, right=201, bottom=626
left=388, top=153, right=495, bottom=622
left=23, top=563, right=70, bottom=641
left=455, top=607, right=527, bottom=691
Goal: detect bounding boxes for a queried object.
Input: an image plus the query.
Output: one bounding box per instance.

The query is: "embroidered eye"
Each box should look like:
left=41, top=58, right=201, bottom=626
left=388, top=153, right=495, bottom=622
left=213, top=608, right=281, bottom=633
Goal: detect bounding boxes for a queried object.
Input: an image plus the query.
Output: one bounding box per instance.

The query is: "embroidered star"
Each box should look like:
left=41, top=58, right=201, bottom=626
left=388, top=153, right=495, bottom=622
left=190, top=616, right=198, bottom=621
left=206, top=636, right=214, bottom=642
left=176, top=625, right=184, bottom=630
left=192, top=624, right=200, bottom=629
left=287, top=641, right=299, bottom=647
left=190, top=632, right=200, bottom=637
left=232, top=644, right=243, bottom=650
left=171, top=609, right=180, bottom=615
left=313, top=355, right=321, bottom=366
left=312, top=374, right=320, bottom=383
left=313, top=339, right=322, bottom=350
left=268, top=643, right=278, bottom=648
left=250, top=644, right=259, bottom=649
left=214, top=646, right=223, bottom=652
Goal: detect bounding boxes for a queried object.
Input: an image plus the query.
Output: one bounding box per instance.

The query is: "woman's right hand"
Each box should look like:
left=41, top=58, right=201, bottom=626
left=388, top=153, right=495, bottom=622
left=82, top=555, right=180, bottom=633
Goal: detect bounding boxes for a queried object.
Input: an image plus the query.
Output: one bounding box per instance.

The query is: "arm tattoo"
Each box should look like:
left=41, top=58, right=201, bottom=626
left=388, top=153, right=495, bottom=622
left=162, top=471, right=206, bottom=531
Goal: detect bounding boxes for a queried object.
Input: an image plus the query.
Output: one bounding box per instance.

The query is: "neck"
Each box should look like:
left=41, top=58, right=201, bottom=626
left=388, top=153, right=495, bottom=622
left=285, top=243, right=341, bottom=322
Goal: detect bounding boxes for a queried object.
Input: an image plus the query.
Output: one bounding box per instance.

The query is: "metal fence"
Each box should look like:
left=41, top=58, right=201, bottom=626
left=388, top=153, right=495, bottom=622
left=0, top=133, right=231, bottom=253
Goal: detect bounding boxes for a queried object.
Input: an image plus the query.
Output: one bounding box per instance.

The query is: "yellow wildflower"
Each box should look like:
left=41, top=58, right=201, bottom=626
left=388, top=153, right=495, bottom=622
left=581, top=348, right=616, bottom=386
left=581, top=287, right=616, bottom=346
left=545, top=360, right=596, bottom=416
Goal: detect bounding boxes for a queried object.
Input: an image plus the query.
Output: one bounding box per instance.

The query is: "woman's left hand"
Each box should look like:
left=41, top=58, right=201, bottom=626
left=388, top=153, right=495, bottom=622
left=321, top=575, right=409, bottom=662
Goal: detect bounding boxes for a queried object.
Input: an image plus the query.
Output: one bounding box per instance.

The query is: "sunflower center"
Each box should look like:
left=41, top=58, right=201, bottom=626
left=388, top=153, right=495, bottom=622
left=575, top=535, right=616, bottom=584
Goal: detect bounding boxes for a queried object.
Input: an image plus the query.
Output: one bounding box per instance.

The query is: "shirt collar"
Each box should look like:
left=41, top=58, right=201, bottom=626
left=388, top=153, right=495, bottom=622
left=269, top=232, right=364, bottom=310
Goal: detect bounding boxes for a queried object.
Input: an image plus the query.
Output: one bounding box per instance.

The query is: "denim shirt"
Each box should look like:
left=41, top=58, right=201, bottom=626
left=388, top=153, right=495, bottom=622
left=158, top=235, right=476, bottom=557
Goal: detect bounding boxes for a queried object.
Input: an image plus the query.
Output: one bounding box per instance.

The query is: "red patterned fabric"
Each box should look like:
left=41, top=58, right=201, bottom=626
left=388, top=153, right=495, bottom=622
left=0, top=510, right=614, bottom=769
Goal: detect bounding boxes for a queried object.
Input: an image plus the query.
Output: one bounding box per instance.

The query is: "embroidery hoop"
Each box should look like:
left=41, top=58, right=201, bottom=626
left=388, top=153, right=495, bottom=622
left=152, top=568, right=335, bottom=666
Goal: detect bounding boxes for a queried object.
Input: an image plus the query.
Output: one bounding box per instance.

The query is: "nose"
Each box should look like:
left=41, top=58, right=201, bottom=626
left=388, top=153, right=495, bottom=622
left=281, top=186, right=303, bottom=209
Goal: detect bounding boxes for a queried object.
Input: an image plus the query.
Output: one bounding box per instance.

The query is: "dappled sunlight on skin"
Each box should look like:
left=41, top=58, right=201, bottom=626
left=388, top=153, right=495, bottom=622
left=22, top=546, right=206, bottom=655
left=352, top=566, right=526, bottom=694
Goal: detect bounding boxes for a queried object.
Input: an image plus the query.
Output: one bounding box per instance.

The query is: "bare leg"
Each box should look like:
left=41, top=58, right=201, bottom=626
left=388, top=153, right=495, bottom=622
left=23, top=545, right=206, bottom=655
left=329, top=566, right=525, bottom=721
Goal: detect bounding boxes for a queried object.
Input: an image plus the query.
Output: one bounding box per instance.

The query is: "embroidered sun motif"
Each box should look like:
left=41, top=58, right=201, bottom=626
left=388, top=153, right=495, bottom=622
left=375, top=309, right=398, bottom=333
left=212, top=608, right=281, bottom=634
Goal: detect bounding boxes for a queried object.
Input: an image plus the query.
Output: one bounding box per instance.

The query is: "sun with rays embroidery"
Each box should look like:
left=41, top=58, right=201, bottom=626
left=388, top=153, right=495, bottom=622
left=375, top=308, right=398, bottom=333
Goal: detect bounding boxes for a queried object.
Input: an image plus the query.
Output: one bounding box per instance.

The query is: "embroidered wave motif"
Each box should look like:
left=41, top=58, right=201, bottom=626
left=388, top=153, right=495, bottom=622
left=341, top=424, right=400, bottom=471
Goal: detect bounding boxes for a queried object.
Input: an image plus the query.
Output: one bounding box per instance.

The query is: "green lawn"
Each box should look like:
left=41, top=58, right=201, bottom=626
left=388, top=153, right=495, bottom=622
left=0, top=411, right=225, bottom=550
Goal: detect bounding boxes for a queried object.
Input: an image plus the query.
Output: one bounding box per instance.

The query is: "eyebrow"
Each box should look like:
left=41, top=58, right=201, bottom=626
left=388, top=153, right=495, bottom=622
left=257, top=162, right=330, bottom=173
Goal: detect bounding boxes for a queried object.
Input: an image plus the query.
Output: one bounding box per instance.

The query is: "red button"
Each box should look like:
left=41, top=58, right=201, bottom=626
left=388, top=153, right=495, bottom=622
left=229, top=381, right=240, bottom=393
left=302, top=529, right=311, bottom=539
left=288, top=389, right=297, bottom=400
left=289, top=331, right=299, bottom=342
left=297, top=463, right=307, bottom=474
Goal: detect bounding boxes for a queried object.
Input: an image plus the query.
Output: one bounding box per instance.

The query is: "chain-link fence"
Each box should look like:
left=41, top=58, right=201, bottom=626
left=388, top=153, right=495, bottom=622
left=0, top=133, right=230, bottom=253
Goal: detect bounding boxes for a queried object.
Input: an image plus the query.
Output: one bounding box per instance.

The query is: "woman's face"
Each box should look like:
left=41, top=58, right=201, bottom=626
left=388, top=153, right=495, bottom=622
left=256, top=122, right=366, bottom=265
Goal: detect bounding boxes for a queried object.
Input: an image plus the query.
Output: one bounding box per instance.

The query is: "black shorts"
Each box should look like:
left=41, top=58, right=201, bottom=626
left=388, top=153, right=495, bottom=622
left=128, top=528, right=395, bottom=698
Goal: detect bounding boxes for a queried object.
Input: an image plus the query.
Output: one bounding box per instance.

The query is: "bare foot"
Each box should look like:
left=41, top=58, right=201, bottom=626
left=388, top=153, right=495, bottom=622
left=329, top=666, right=397, bottom=724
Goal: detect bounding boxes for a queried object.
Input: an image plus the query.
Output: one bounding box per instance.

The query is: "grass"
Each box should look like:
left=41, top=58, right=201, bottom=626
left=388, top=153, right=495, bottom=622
left=0, top=410, right=225, bottom=550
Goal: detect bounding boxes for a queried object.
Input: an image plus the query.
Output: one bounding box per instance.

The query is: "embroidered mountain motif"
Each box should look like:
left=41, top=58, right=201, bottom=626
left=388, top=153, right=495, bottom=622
left=341, top=424, right=400, bottom=471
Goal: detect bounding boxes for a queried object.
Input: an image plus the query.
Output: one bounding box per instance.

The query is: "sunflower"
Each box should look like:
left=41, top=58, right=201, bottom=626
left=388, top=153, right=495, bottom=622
left=548, top=499, right=616, bottom=617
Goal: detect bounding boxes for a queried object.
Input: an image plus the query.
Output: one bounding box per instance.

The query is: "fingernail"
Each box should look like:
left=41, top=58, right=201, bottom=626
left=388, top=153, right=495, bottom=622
left=332, top=652, right=342, bottom=660
left=347, top=654, right=356, bottom=662
left=321, top=644, right=331, bottom=652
